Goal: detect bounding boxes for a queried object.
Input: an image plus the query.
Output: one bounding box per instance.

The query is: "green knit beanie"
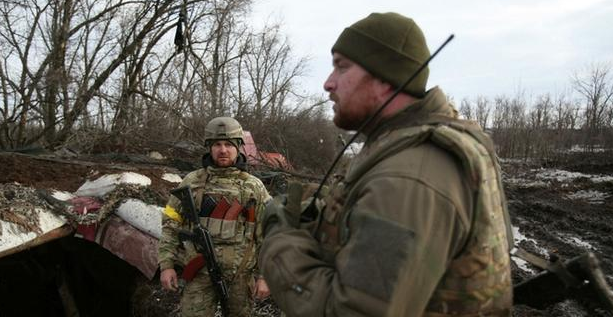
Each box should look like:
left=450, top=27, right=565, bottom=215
left=332, top=12, right=431, bottom=97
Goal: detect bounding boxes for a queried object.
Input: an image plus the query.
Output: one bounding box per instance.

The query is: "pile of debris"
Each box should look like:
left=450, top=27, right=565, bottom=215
left=0, top=163, right=284, bottom=316
left=0, top=170, right=176, bottom=316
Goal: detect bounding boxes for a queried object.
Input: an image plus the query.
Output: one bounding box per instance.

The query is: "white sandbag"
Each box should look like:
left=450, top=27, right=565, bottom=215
left=75, top=172, right=151, bottom=197
left=116, top=199, right=162, bottom=239
left=162, top=173, right=182, bottom=183
left=52, top=190, right=75, bottom=201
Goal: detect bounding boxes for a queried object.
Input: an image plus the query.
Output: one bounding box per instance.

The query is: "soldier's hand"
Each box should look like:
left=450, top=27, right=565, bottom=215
left=262, top=181, right=326, bottom=237
left=160, top=268, right=179, bottom=291
left=253, top=277, right=271, bottom=300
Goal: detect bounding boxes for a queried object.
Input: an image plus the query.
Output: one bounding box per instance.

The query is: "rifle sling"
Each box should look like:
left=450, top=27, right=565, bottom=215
left=232, top=233, right=256, bottom=283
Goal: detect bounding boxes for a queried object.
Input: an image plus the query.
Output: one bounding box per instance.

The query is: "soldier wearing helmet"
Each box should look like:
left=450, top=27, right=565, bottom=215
left=158, top=117, right=272, bottom=317
left=203, top=117, right=247, bottom=168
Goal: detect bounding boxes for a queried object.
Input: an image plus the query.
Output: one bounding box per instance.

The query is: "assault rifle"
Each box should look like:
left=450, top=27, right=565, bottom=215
left=513, top=248, right=613, bottom=311
left=171, top=186, right=229, bottom=317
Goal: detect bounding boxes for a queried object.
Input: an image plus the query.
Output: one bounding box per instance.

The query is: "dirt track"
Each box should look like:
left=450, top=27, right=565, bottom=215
left=1, top=151, right=612, bottom=316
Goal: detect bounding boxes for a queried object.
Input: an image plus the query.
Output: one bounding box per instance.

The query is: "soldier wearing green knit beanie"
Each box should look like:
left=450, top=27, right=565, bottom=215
left=258, top=12, right=513, bottom=317
left=322, top=12, right=438, bottom=131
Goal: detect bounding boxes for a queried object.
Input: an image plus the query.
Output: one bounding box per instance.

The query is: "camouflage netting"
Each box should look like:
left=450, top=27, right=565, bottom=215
left=0, top=182, right=166, bottom=236
left=0, top=183, right=49, bottom=236
left=0, top=182, right=283, bottom=316
left=69, top=183, right=166, bottom=226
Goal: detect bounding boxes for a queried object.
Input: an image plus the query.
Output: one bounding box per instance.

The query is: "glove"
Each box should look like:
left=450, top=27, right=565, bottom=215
left=261, top=195, right=291, bottom=238
left=261, top=182, right=304, bottom=238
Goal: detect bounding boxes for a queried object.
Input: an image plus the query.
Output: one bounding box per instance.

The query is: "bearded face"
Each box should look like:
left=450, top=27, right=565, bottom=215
left=324, top=53, right=381, bottom=131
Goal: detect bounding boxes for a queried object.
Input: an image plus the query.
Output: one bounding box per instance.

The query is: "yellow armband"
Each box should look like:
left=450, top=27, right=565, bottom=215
left=163, top=205, right=183, bottom=223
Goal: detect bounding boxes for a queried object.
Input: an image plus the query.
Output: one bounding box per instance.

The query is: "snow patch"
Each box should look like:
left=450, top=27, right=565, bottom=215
left=52, top=190, right=75, bottom=201
left=511, top=256, right=535, bottom=274
left=505, top=177, right=548, bottom=188
left=511, top=226, right=549, bottom=273
left=564, top=235, right=595, bottom=250
left=568, top=145, right=605, bottom=153
left=75, top=172, right=151, bottom=197
left=162, top=173, right=182, bottom=183
left=513, top=225, right=538, bottom=246
left=534, top=168, right=588, bottom=182
left=592, top=175, right=613, bottom=183
left=533, top=168, right=613, bottom=184
left=499, top=158, right=532, bottom=164
left=343, top=142, right=363, bottom=157
left=148, top=151, right=165, bottom=160
left=0, top=208, right=66, bottom=254
left=566, top=190, right=610, bottom=204
left=116, top=199, right=163, bottom=239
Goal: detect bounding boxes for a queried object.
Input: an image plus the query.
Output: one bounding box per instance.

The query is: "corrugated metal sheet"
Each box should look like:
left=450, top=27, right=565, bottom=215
left=96, top=215, right=158, bottom=279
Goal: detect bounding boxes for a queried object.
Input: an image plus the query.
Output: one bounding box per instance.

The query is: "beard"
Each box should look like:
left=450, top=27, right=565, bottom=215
left=331, top=92, right=378, bottom=131
left=333, top=109, right=364, bottom=131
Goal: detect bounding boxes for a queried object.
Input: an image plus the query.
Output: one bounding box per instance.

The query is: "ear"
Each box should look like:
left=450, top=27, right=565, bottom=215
left=374, top=79, right=394, bottom=103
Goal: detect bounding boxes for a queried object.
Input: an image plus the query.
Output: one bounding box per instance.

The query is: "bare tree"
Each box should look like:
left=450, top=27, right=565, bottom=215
left=475, top=96, right=490, bottom=129
left=0, top=0, right=332, bottom=173
left=491, top=95, right=528, bottom=158
left=550, top=92, right=578, bottom=151
left=257, top=96, right=337, bottom=174
left=185, top=0, right=251, bottom=119
left=530, top=94, right=552, bottom=130
left=572, top=62, right=613, bottom=151
left=239, top=23, right=307, bottom=125
left=526, top=94, right=555, bottom=158
left=459, top=98, right=473, bottom=120
left=0, top=0, right=197, bottom=149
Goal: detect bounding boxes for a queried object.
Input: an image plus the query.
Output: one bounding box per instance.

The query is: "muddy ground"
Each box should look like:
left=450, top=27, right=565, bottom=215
left=503, top=153, right=613, bottom=317
left=0, top=150, right=612, bottom=316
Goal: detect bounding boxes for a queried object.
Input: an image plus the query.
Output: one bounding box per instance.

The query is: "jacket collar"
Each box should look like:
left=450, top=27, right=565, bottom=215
left=366, top=86, right=456, bottom=142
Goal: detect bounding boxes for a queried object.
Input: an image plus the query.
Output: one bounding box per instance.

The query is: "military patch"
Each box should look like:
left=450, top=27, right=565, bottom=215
left=340, top=211, right=414, bottom=301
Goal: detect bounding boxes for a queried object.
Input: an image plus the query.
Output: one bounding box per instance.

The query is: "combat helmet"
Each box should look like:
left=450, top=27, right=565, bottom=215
left=204, top=116, right=245, bottom=148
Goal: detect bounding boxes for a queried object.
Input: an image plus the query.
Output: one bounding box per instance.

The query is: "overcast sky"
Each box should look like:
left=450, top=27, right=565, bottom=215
left=249, top=0, right=613, bottom=103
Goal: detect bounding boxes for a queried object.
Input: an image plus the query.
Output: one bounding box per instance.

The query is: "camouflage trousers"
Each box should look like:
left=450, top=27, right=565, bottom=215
left=180, top=270, right=255, bottom=317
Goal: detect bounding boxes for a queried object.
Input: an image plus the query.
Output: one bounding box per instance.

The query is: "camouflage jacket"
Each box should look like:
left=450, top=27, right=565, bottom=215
left=259, top=87, right=513, bottom=317
left=158, top=164, right=271, bottom=278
